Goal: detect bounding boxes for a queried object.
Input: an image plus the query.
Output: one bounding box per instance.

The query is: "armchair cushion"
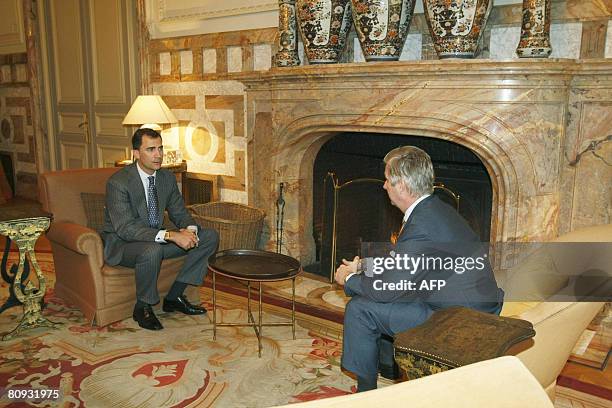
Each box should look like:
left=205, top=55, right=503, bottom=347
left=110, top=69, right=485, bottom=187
left=80, top=192, right=106, bottom=234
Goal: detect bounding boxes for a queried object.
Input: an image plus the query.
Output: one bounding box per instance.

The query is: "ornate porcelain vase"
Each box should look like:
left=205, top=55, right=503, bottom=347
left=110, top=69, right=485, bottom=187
left=275, top=0, right=301, bottom=66
left=423, top=0, right=492, bottom=59
left=516, top=0, right=552, bottom=58
left=296, top=0, right=353, bottom=63
left=351, top=0, right=417, bottom=61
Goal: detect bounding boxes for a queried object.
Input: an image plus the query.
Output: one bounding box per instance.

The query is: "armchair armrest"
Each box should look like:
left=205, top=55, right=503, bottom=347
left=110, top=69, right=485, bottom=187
left=47, top=222, right=104, bottom=269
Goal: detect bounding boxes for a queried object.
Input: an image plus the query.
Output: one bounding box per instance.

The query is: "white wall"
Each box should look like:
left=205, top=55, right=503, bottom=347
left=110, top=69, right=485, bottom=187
left=145, top=0, right=524, bottom=39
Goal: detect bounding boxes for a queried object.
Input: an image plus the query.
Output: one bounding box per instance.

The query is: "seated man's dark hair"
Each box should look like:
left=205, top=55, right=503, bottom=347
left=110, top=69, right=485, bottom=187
left=132, top=128, right=162, bottom=150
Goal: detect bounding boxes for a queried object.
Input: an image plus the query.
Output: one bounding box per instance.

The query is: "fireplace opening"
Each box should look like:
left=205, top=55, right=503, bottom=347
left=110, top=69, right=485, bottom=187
left=305, top=132, right=493, bottom=280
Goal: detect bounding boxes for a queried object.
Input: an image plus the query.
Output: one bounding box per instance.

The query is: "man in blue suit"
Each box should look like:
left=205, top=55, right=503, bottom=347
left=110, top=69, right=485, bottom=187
left=334, top=146, right=504, bottom=392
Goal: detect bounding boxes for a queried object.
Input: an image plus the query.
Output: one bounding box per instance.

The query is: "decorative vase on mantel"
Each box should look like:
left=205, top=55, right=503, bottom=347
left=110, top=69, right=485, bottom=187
left=296, top=0, right=353, bottom=63
left=516, top=0, right=552, bottom=58
left=274, top=0, right=301, bottom=66
left=351, top=0, right=417, bottom=61
left=423, top=0, right=492, bottom=59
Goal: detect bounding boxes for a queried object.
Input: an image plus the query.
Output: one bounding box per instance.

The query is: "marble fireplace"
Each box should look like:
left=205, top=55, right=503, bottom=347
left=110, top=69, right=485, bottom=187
left=240, top=60, right=612, bottom=266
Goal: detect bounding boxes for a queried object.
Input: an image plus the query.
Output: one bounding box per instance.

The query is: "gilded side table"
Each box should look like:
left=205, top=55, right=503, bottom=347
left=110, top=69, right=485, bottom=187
left=0, top=211, right=59, bottom=340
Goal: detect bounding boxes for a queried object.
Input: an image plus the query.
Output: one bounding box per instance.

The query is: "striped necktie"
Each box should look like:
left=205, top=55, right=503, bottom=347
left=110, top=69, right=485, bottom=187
left=147, top=176, right=160, bottom=228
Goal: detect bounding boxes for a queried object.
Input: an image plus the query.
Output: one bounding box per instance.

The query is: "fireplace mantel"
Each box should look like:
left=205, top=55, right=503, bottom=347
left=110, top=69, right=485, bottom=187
left=240, top=59, right=612, bottom=263
left=240, top=59, right=611, bottom=85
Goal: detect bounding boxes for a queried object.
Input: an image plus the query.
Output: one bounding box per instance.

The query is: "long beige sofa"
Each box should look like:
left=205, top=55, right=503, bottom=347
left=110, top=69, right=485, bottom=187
left=499, top=223, right=610, bottom=399
left=276, top=356, right=554, bottom=408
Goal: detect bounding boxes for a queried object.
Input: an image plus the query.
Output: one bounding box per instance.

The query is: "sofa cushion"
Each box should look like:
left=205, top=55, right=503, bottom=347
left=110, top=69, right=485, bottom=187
left=80, top=192, right=106, bottom=234
left=101, top=257, right=185, bottom=277
left=500, top=301, right=540, bottom=317
left=502, top=246, right=569, bottom=301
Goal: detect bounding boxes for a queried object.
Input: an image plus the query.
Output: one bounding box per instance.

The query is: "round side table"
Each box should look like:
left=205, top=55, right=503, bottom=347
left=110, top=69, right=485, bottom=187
left=208, top=249, right=302, bottom=357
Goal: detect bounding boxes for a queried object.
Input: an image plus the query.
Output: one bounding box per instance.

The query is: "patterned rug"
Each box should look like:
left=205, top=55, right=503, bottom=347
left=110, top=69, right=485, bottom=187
left=0, top=253, right=356, bottom=407
left=1, top=252, right=610, bottom=407
left=568, top=303, right=611, bottom=370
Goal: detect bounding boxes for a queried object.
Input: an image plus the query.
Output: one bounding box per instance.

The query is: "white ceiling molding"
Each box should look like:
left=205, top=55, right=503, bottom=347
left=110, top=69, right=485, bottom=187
left=147, top=0, right=279, bottom=38
left=145, top=0, right=523, bottom=39
left=158, top=0, right=278, bottom=21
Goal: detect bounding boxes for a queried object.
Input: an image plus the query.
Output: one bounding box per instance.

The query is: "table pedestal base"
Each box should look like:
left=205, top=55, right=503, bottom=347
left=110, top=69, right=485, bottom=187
left=3, top=296, right=60, bottom=340
left=212, top=273, right=297, bottom=357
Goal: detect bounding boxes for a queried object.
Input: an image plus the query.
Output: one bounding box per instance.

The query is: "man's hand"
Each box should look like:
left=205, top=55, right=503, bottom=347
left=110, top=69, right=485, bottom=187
left=334, top=256, right=359, bottom=286
left=168, top=229, right=198, bottom=250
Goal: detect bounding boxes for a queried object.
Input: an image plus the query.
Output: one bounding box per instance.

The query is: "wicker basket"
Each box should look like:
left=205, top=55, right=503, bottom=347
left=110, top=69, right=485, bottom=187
left=189, top=202, right=265, bottom=251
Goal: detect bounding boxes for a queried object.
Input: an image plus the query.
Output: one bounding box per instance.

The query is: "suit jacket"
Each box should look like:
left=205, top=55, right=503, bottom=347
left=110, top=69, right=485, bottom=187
left=345, top=195, right=503, bottom=312
left=101, top=163, right=196, bottom=266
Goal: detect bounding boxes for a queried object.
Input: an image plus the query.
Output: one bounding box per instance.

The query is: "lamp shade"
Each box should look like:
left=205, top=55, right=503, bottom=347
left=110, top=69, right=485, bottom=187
left=122, top=95, right=177, bottom=126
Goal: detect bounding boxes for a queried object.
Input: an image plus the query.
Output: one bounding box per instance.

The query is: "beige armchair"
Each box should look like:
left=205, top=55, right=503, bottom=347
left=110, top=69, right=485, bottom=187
left=39, top=167, right=198, bottom=327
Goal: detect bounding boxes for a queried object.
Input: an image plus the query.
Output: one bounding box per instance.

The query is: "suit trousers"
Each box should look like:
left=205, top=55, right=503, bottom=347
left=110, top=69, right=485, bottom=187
left=341, top=296, right=434, bottom=381
left=118, top=228, right=219, bottom=304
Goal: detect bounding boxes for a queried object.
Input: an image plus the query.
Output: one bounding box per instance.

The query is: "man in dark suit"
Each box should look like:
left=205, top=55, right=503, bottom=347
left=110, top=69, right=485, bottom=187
left=102, top=128, right=219, bottom=331
left=334, top=146, right=503, bottom=392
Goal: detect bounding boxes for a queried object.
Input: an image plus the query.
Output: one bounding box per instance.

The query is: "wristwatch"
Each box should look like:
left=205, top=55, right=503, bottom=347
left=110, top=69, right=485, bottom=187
left=164, top=231, right=171, bottom=241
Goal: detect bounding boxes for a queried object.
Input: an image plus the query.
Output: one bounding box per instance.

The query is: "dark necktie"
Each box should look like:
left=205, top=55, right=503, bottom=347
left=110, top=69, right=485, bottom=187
left=147, top=176, right=159, bottom=228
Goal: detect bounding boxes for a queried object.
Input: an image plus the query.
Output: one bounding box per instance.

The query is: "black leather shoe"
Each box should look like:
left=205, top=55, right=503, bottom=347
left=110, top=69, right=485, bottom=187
left=163, top=295, right=207, bottom=315
left=133, top=304, right=163, bottom=330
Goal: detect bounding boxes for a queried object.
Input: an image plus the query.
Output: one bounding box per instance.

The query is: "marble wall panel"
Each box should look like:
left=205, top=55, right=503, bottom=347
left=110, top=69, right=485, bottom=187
left=399, top=34, right=422, bottom=61
left=0, top=66, right=11, bottom=83
left=216, top=48, right=228, bottom=74
left=14, top=64, right=27, bottom=82
left=152, top=81, right=248, bottom=203
left=490, top=103, right=565, bottom=194
left=490, top=26, right=521, bottom=60
left=0, top=67, right=37, bottom=199
left=516, top=194, right=561, bottom=240
left=607, top=20, right=612, bottom=58
left=353, top=38, right=365, bottom=63
left=202, top=48, right=217, bottom=74
left=159, top=52, right=171, bottom=75
left=253, top=44, right=272, bottom=71
left=568, top=101, right=612, bottom=229
left=227, top=46, right=243, bottom=73
left=180, top=50, right=193, bottom=75
left=298, top=41, right=306, bottom=65
left=580, top=20, right=608, bottom=59
left=550, top=22, right=582, bottom=59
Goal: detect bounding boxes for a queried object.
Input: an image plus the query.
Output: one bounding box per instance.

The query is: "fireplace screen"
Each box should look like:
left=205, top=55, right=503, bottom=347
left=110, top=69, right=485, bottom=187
left=319, top=173, right=462, bottom=282
left=320, top=173, right=402, bottom=282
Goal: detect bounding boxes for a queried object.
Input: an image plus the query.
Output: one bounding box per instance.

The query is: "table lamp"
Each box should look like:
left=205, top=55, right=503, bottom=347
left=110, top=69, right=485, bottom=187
left=122, top=95, right=177, bottom=130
